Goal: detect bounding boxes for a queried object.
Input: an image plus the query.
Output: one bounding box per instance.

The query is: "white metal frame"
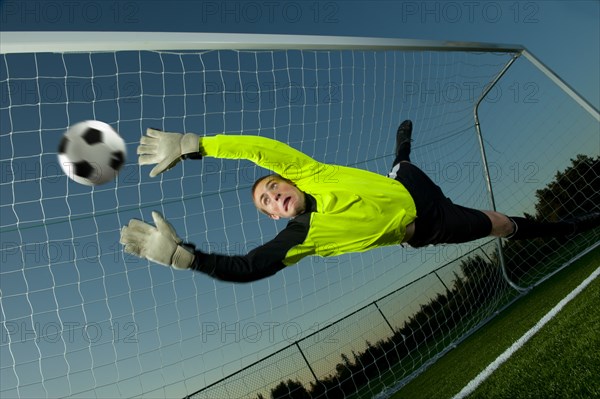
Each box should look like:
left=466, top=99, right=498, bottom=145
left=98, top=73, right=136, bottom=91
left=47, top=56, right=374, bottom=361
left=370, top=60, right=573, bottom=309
left=1, top=31, right=524, bottom=53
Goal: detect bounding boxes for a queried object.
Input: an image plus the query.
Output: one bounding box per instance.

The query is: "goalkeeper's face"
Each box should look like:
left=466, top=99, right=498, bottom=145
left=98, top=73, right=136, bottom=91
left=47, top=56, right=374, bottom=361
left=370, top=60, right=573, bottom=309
left=253, top=176, right=306, bottom=220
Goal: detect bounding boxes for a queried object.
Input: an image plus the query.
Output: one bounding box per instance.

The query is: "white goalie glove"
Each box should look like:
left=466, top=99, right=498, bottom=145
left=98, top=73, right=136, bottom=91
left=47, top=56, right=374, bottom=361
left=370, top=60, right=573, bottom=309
left=120, top=211, right=195, bottom=270
left=138, top=128, right=201, bottom=177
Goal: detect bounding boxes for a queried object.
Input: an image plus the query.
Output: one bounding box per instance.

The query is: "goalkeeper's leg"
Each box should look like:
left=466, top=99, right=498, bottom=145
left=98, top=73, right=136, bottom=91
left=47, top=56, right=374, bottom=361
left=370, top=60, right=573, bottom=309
left=502, top=212, right=600, bottom=240
left=386, top=119, right=600, bottom=243
left=413, top=208, right=600, bottom=247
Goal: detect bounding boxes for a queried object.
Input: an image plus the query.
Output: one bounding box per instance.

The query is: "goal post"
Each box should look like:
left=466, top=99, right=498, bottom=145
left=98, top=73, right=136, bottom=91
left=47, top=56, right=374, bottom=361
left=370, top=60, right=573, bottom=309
left=1, top=32, right=598, bottom=399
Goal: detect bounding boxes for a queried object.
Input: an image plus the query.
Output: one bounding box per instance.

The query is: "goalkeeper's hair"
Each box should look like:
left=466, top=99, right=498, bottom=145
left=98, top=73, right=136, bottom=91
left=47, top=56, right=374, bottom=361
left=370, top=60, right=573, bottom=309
left=251, top=174, right=295, bottom=196
left=251, top=175, right=273, bottom=198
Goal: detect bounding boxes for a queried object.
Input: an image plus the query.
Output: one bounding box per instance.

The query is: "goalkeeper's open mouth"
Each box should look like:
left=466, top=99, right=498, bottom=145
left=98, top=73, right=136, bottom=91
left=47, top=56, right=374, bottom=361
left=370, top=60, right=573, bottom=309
left=283, top=196, right=291, bottom=212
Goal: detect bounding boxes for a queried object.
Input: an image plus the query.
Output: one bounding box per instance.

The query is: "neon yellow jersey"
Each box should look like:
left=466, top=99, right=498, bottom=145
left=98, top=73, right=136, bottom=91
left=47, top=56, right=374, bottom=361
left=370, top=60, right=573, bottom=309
left=200, top=135, right=417, bottom=268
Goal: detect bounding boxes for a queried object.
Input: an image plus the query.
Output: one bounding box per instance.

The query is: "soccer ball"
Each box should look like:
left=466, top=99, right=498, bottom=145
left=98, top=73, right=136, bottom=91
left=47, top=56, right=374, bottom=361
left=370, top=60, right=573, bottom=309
left=58, top=120, right=126, bottom=186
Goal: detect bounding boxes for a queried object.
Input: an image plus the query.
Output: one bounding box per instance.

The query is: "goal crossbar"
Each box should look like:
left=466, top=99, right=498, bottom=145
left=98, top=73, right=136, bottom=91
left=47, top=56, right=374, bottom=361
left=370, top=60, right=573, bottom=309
left=0, top=31, right=526, bottom=53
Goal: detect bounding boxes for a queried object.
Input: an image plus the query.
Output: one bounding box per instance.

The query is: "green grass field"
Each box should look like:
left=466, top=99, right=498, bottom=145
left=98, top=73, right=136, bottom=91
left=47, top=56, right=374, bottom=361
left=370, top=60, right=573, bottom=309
left=392, top=245, right=600, bottom=399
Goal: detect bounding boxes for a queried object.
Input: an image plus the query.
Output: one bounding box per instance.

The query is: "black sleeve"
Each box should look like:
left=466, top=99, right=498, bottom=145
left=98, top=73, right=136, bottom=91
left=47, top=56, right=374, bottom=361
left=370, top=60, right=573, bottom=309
left=189, top=214, right=311, bottom=283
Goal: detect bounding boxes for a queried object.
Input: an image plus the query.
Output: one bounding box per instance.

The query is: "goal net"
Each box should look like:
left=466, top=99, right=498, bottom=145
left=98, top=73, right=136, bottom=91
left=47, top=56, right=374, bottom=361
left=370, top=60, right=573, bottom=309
left=1, top=33, right=598, bottom=398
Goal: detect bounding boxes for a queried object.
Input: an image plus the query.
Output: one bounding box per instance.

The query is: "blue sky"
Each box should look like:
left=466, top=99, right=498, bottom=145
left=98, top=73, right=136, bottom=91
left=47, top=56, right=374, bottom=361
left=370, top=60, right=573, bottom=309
left=1, top=1, right=598, bottom=398
left=1, top=0, right=597, bottom=109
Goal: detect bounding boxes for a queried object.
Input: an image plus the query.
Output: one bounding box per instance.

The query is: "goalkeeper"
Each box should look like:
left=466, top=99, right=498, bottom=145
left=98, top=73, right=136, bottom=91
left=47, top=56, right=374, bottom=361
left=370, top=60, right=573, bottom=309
left=120, top=121, right=599, bottom=282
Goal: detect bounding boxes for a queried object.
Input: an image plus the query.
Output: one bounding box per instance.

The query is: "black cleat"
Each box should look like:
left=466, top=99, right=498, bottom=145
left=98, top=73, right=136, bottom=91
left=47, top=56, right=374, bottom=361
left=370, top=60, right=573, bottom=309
left=566, top=211, right=600, bottom=237
left=395, top=120, right=413, bottom=160
left=396, top=120, right=413, bottom=146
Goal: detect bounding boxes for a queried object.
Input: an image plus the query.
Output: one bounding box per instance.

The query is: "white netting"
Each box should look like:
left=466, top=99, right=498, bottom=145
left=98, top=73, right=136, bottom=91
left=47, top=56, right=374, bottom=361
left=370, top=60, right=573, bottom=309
left=1, top=43, right=597, bottom=398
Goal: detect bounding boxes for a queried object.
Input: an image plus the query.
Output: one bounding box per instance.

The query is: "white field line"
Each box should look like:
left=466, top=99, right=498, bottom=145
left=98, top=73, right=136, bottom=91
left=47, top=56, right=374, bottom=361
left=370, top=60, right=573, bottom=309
left=453, top=265, right=600, bottom=399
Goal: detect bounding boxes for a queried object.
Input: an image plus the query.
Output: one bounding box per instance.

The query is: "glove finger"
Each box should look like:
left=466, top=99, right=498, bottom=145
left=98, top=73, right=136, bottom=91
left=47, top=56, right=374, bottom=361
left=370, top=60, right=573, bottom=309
left=123, top=220, right=154, bottom=254
left=139, top=136, right=157, bottom=147
left=119, top=226, right=130, bottom=245
left=150, top=157, right=179, bottom=177
left=139, top=153, right=161, bottom=166
left=127, top=218, right=154, bottom=233
left=146, top=128, right=164, bottom=138
left=120, top=225, right=149, bottom=247
left=124, top=243, right=142, bottom=257
left=150, top=164, right=163, bottom=178
left=152, top=211, right=182, bottom=244
left=137, top=144, right=157, bottom=155
left=151, top=211, right=165, bottom=226
left=120, top=226, right=147, bottom=242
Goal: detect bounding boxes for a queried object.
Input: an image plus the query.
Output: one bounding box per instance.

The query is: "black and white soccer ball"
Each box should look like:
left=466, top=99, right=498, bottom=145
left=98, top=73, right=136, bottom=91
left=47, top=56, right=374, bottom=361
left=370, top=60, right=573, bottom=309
left=58, top=120, right=126, bottom=186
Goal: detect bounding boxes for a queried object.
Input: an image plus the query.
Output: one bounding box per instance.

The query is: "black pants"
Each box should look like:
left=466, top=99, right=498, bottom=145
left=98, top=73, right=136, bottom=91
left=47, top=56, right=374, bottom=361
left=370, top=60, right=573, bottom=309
left=390, top=162, right=493, bottom=248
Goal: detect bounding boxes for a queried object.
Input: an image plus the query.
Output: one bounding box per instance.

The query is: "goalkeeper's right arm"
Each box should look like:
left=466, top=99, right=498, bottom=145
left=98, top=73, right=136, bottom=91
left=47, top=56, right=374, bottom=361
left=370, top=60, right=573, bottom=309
left=137, top=128, right=325, bottom=182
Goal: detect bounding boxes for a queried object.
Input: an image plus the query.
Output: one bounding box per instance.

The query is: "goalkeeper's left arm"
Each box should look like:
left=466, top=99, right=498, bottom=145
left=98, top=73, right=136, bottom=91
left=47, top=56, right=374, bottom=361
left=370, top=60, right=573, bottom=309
left=119, top=211, right=195, bottom=270
left=120, top=211, right=311, bottom=283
